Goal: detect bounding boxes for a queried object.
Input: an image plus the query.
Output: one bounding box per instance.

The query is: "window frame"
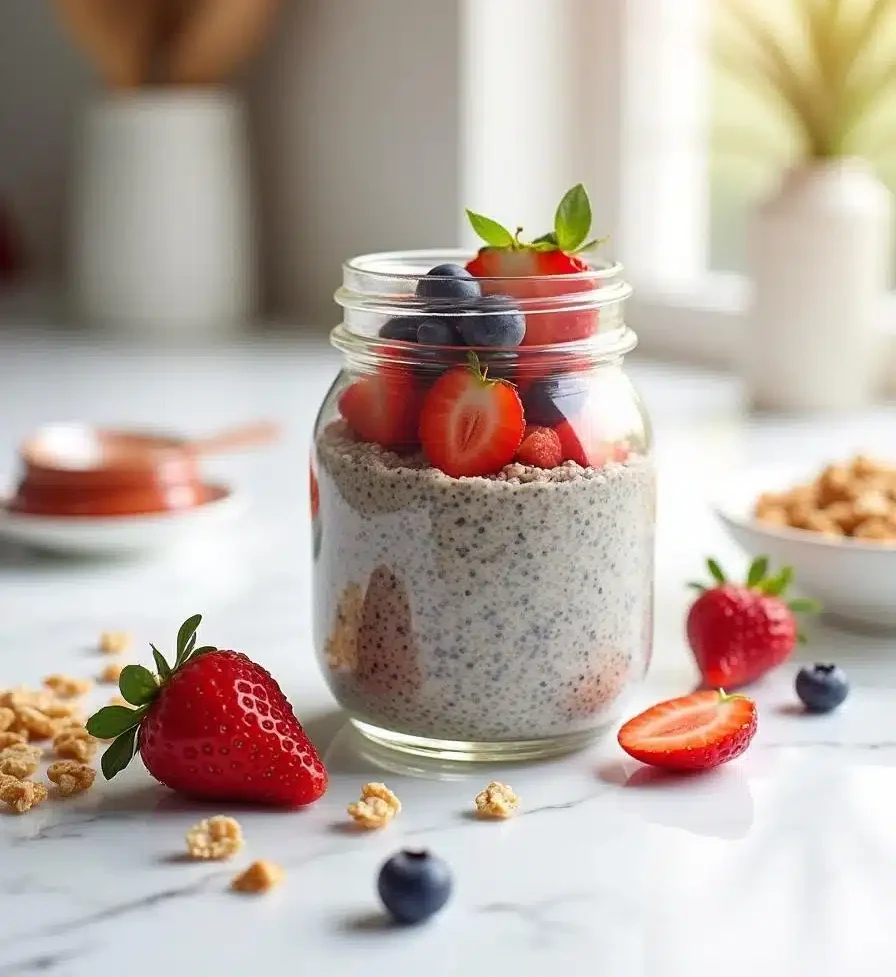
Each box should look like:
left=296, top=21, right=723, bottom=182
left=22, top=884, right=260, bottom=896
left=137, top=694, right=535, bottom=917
left=579, top=0, right=896, bottom=390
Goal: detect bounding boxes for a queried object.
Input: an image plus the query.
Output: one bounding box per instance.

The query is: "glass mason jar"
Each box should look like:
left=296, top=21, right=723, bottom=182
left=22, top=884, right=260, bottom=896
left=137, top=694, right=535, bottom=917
left=312, top=250, right=655, bottom=761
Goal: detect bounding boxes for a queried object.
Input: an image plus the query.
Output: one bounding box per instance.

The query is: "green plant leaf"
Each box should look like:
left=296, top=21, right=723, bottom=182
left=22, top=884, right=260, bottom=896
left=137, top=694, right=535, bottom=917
left=466, top=209, right=515, bottom=248
left=86, top=705, right=144, bottom=740
left=706, top=558, right=726, bottom=585
left=101, top=726, right=139, bottom=781
left=118, top=664, right=158, bottom=706
left=789, top=597, right=822, bottom=614
left=553, top=184, right=592, bottom=252
left=531, top=231, right=558, bottom=247
left=151, top=644, right=171, bottom=681
left=686, top=581, right=706, bottom=592
left=746, top=556, right=769, bottom=587
left=174, top=614, right=202, bottom=669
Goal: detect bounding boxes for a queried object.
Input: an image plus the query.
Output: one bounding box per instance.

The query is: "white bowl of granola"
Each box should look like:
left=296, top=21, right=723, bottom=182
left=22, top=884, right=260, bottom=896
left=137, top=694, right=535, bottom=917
left=714, top=456, right=896, bottom=630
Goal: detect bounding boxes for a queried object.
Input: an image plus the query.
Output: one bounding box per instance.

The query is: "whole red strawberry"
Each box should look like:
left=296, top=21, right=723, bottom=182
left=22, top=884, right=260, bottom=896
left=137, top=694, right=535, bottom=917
left=686, top=557, right=819, bottom=688
left=86, top=615, right=327, bottom=807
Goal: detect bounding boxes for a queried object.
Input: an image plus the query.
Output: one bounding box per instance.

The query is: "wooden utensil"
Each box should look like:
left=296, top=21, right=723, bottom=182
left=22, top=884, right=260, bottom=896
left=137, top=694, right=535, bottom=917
left=53, top=0, right=163, bottom=88
left=162, top=0, right=282, bottom=85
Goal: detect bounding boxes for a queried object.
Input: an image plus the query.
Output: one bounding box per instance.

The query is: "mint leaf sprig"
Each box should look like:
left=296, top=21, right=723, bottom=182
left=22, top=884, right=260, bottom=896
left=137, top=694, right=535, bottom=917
left=86, top=613, right=214, bottom=780
left=466, top=183, right=607, bottom=255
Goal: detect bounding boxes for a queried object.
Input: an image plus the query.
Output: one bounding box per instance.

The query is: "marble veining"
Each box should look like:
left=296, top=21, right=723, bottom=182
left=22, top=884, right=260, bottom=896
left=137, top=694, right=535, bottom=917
left=1, top=336, right=895, bottom=975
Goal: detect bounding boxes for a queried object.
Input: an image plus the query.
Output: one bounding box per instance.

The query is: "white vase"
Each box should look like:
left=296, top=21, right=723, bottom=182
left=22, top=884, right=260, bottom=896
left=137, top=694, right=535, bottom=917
left=70, top=91, right=257, bottom=340
left=743, top=158, right=893, bottom=412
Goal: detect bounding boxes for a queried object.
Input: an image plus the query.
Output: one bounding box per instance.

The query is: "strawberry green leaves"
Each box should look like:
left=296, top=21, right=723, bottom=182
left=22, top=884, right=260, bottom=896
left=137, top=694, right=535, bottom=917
left=554, top=183, right=592, bottom=253
left=465, top=209, right=515, bottom=249
left=466, top=184, right=604, bottom=256
left=87, top=612, right=212, bottom=781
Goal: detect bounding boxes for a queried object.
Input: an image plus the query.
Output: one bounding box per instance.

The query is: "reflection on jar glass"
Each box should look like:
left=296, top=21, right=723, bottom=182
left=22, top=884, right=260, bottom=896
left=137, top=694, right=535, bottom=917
left=311, top=250, right=656, bottom=762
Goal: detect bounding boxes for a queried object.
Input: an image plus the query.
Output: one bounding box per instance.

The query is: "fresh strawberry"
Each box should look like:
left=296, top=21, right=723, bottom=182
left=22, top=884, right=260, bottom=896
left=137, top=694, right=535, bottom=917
left=419, top=351, right=524, bottom=477
left=617, top=689, right=758, bottom=772
left=338, top=372, right=422, bottom=450
left=464, top=184, right=605, bottom=346
left=554, top=417, right=608, bottom=468
left=686, top=557, right=820, bottom=689
left=86, top=615, right=328, bottom=807
left=516, top=425, right=562, bottom=468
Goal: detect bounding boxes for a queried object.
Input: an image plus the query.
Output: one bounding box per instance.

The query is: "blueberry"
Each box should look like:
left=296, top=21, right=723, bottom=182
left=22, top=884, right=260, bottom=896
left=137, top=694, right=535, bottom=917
left=522, top=374, right=590, bottom=425
left=379, top=316, right=422, bottom=341
left=795, top=663, right=849, bottom=713
left=458, top=295, right=526, bottom=347
left=377, top=848, right=453, bottom=925
left=416, top=263, right=481, bottom=302
left=417, top=318, right=462, bottom=346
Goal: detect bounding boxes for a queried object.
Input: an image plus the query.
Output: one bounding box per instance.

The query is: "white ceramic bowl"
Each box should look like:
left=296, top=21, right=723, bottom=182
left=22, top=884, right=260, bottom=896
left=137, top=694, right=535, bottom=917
left=0, top=483, right=244, bottom=557
left=714, top=466, right=896, bottom=630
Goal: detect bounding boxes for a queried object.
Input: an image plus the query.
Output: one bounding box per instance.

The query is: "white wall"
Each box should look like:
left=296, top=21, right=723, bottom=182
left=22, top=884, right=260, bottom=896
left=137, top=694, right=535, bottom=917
left=0, top=3, right=94, bottom=280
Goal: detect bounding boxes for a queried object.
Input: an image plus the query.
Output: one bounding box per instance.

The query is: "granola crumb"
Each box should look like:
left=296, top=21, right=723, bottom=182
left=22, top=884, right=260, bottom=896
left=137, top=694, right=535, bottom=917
left=0, top=744, right=42, bottom=780
left=0, top=708, right=15, bottom=733
left=42, top=675, right=93, bottom=698
left=99, top=631, right=131, bottom=655
left=0, top=731, right=27, bottom=750
left=40, top=699, right=83, bottom=720
left=53, top=726, right=98, bottom=763
left=231, top=860, right=285, bottom=894
left=11, top=706, right=54, bottom=741
left=346, top=782, right=401, bottom=829
left=0, top=775, right=48, bottom=814
left=47, top=760, right=96, bottom=796
left=99, top=662, right=125, bottom=684
left=474, top=781, right=520, bottom=819
left=186, top=816, right=244, bottom=860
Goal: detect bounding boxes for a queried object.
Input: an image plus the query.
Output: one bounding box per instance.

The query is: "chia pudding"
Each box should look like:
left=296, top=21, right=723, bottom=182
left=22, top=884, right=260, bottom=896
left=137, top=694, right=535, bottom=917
left=313, top=421, right=655, bottom=745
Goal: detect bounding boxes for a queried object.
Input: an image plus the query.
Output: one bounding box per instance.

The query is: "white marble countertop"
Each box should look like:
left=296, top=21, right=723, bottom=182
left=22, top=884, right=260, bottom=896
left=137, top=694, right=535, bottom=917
left=1, top=332, right=895, bottom=975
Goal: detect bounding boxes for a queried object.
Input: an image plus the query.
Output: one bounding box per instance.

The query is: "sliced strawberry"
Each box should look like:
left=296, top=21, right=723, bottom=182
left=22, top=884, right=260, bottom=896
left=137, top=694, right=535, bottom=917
left=617, top=690, right=758, bottom=772
left=516, top=425, right=562, bottom=469
left=464, top=184, right=604, bottom=346
left=337, top=373, right=422, bottom=450
left=554, top=417, right=608, bottom=468
left=419, top=352, right=524, bottom=477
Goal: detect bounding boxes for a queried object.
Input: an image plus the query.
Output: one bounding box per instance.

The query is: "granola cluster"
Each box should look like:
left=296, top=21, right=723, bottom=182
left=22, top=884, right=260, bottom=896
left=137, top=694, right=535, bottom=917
left=325, top=582, right=364, bottom=673
left=99, top=631, right=131, bottom=655
left=474, top=781, right=520, bottom=819
left=0, top=669, right=101, bottom=814
left=186, top=815, right=245, bottom=860
left=347, top=782, right=402, bottom=829
left=231, top=860, right=285, bottom=893
left=755, top=455, right=896, bottom=542
left=47, top=760, right=96, bottom=797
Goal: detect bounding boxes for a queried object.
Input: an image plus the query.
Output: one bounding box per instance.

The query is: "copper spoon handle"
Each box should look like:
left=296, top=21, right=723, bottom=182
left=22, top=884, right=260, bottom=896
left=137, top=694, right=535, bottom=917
left=184, top=421, right=280, bottom=457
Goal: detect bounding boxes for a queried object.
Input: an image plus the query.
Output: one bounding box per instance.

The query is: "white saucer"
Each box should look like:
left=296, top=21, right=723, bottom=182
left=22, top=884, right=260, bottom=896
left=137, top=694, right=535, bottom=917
left=0, top=483, right=245, bottom=556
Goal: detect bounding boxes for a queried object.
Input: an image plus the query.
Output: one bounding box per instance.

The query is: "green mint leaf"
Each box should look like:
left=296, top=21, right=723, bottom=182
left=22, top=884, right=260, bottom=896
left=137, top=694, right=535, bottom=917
left=747, top=556, right=769, bottom=587
left=706, top=558, right=726, bottom=585
left=86, top=705, right=143, bottom=740
left=101, top=726, right=139, bottom=781
left=466, top=209, right=514, bottom=249
left=118, top=664, right=158, bottom=706
left=151, top=644, right=171, bottom=681
left=789, top=597, right=821, bottom=614
left=554, top=184, right=592, bottom=252
left=174, top=614, right=202, bottom=668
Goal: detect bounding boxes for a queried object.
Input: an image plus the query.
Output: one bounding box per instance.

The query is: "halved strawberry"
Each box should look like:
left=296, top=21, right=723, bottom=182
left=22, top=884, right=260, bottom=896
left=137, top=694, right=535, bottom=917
left=419, top=352, right=524, bottom=477
left=465, top=184, right=604, bottom=346
left=337, top=373, right=422, bottom=450
left=554, top=417, right=608, bottom=468
left=516, top=425, right=562, bottom=469
left=617, top=690, right=758, bottom=772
